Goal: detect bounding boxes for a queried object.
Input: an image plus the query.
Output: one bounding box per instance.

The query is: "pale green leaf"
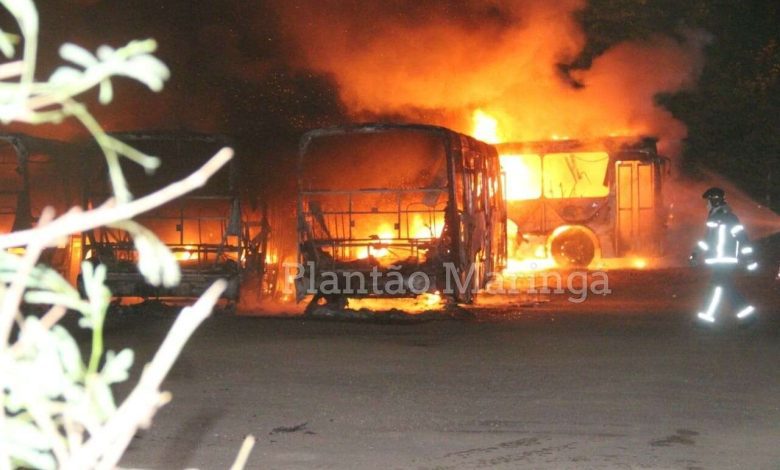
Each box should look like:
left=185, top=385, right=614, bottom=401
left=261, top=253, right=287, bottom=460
left=96, top=44, right=115, bottom=61
left=48, top=65, right=81, bottom=85
left=101, top=348, right=134, bottom=384
left=24, top=290, right=89, bottom=313
left=87, top=375, right=116, bottom=420
left=98, top=78, right=113, bottom=104
left=59, top=42, right=97, bottom=68
left=81, top=261, right=111, bottom=323
left=0, top=28, right=19, bottom=58
left=2, top=417, right=55, bottom=470
left=123, top=54, right=171, bottom=91
left=52, top=325, right=85, bottom=380
left=114, top=221, right=180, bottom=287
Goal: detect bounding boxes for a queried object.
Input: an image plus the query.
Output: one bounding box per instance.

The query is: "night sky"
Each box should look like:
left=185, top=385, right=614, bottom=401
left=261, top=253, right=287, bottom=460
left=5, top=0, right=780, bottom=209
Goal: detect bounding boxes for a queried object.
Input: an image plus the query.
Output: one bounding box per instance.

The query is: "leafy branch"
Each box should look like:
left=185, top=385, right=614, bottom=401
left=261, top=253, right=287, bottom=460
left=0, top=1, right=254, bottom=468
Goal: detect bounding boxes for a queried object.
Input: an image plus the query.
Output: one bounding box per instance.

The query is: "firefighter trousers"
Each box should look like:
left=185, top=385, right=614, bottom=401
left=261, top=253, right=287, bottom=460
left=698, top=267, right=754, bottom=322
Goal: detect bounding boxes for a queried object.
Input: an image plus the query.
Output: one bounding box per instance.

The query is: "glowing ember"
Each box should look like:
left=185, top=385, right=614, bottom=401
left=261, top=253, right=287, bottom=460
left=411, top=214, right=444, bottom=239
left=173, top=246, right=196, bottom=261
left=361, top=225, right=394, bottom=259
left=423, top=291, right=442, bottom=307
left=347, top=293, right=444, bottom=313
left=504, top=257, right=556, bottom=274
left=356, top=216, right=444, bottom=261
left=371, top=232, right=394, bottom=258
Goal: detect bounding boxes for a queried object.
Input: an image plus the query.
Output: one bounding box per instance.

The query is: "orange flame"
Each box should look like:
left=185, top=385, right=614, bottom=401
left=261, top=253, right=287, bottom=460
left=356, top=216, right=443, bottom=261
left=499, top=154, right=542, bottom=201
left=173, top=246, right=197, bottom=261
left=472, top=109, right=501, bottom=144
left=273, top=2, right=708, bottom=156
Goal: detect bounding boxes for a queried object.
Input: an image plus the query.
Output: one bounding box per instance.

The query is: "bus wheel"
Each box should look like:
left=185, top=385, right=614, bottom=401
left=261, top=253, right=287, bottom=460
left=548, top=225, right=598, bottom=268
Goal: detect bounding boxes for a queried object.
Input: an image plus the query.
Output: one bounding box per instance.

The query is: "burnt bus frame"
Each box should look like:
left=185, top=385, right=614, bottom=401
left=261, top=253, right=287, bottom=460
left=79, top=132, right=249, bottom=300
left=296, top=123, right=507, bottom=306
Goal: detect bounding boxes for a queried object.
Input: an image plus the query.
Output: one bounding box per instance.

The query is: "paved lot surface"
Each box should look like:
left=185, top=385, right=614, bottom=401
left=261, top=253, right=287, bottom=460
left=92, top=269, right=779, bottom=469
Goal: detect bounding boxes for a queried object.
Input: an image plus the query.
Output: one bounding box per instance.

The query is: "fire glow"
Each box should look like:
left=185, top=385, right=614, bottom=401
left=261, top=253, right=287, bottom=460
left=473, top=110, right=554, bottom=273
left=275, top=1, right=707, bottom=153
left=357, top=215, right=445, bottom=262
left=472, top=109, right=657, bottom=273
left=275, top=1, right=709, bottom=283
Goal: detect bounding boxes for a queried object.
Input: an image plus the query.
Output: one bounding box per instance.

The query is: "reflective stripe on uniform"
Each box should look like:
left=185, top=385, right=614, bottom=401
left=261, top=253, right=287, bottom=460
left=705, top=257, right=738, bottom=264
left=716, top=225, right=726, bottom=259
left=697, top=286, right=722, bottom=323
left=736, top=305, right=755, bottom=319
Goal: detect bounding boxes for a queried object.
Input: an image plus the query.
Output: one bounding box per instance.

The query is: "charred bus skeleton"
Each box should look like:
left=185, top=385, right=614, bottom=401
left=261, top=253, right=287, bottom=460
left=296, top=124, right=507, bottom=309
left=2, top=131, right=272, bottom=303
left=498, top=137, right=668, bottom=269
left=80, top=133, right=263, bottom=301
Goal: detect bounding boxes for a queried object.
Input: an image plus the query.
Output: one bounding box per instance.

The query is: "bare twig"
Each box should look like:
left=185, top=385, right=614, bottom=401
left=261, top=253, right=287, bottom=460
left=63, top=279, right=227, bottom=470
left=39, top=304, right=68, bottom=330
left=93, top=392, right=170, bottom=470
left=0, top=147, right=233, bottom=249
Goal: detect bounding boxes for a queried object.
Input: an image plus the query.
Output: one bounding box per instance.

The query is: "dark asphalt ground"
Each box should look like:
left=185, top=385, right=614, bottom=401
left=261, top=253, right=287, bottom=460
left=98, top=268, right=780, bottom=469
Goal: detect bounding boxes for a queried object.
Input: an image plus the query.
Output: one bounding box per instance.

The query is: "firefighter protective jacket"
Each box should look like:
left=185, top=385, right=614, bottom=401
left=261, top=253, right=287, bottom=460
left=695, top=204, right=757, bottom=270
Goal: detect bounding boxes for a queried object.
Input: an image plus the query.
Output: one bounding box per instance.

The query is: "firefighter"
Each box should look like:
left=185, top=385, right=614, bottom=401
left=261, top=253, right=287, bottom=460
left=690, top=187, right=758, bottom=324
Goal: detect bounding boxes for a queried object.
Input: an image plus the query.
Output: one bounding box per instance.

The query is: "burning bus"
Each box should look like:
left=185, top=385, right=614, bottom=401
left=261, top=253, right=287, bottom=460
left=498, top=137, right=669, bottom=270
left=80, top=132, right=262, bottom=301
left=296, top=124, right=506, bottom=309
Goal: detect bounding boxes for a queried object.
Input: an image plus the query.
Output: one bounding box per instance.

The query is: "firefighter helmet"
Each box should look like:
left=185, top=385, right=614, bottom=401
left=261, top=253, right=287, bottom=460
left=702, top=187, right=726, bottom=204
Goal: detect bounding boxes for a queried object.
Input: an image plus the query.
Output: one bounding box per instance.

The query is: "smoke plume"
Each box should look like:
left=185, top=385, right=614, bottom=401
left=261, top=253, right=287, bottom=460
left=272, top=0, right=708, bottom=152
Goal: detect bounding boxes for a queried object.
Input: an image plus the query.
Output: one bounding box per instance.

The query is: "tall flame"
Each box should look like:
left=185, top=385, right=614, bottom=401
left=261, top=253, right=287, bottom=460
left=472, top=109, right=501, bottom=144
left=273, top=1, right=708, bottom=154
left=499, top=154, right=542, bottom=201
